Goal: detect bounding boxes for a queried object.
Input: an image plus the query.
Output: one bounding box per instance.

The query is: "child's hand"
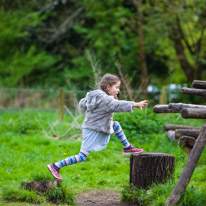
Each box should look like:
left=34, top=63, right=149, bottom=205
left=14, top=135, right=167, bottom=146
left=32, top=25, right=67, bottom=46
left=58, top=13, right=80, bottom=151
left=132, top=100, right=149, bottom=110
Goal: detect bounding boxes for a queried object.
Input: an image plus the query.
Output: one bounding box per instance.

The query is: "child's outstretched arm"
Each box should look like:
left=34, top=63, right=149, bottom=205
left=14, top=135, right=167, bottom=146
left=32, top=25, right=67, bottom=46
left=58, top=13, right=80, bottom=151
left=132, top=100, right=149, bottom=110
left=105, top=96, right=149, bottom=113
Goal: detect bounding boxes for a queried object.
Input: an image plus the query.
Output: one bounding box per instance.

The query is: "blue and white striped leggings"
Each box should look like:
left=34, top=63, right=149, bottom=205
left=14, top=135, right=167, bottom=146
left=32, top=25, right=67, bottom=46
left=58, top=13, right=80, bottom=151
left=55, top=121, right=130, bottom=168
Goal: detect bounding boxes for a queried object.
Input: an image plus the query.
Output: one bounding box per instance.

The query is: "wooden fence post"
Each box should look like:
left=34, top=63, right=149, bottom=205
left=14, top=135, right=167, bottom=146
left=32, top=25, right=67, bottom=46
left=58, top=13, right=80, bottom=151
left=159, top=85, right=167, bottom=105
left=59, top=88, right=64, bottom=122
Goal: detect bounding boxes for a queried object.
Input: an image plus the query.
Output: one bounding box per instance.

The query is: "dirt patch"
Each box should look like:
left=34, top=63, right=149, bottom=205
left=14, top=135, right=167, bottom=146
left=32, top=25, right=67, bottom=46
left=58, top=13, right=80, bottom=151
left=77, top=190, right=137, bottom=206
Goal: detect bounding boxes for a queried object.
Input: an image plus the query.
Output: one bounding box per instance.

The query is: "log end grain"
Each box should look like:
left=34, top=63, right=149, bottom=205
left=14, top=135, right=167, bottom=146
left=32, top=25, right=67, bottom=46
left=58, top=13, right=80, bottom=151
left=178, top=136, right=196, bottom=148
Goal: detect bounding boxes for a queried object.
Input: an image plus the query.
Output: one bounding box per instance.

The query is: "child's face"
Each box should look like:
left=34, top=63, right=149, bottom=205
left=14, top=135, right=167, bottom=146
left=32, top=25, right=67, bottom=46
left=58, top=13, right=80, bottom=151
left=107, top=81, right=121, bottom=99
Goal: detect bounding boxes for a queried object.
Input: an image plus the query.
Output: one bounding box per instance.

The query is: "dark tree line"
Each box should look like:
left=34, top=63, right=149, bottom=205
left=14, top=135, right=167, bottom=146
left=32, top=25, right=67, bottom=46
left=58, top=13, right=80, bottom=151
left=0, top=0, right=205, bottom=94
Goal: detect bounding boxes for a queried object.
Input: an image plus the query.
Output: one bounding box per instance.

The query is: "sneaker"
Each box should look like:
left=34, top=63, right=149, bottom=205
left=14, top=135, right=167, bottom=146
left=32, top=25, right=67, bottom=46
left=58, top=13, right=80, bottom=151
left=47, top=163, right=62, bottom=179
left=123, top=144, right=144, bottom=155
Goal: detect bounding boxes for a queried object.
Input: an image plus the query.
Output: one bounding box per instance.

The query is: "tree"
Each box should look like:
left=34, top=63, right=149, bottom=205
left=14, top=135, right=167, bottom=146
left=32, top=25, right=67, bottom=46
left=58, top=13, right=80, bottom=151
left=0, top=1, right=61, bottom=87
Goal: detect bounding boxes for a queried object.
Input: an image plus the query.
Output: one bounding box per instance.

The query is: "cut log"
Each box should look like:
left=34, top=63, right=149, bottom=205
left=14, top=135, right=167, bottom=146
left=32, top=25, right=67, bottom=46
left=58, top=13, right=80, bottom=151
left=178, top=136, right=196, bottom=148
left=153, top=105, right=176, bottom=113
left=192, top=80, right=206, bottom=89
left=184, top=147, right=193, bottom=155
left=175, top=129, right=200, bottom=139
left=167, top=130, right=177, bottom=142
left=21, top=180, right=61, bottom=193
left=166, top=121, right=206, bottom=206
left=182, top=87, right=206, bottom=96
left=168, top=103, right=206, bottom=113
left=130, top=153, right=175, bottom=189
left=181, top=108, right=206, bottom=119
left=163, top=124, right=201, bottom=131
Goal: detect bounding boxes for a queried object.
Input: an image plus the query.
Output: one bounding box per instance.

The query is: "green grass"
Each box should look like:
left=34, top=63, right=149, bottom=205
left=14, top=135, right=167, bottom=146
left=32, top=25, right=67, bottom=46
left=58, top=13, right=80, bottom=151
left=0, top=109, right=205, bottom=205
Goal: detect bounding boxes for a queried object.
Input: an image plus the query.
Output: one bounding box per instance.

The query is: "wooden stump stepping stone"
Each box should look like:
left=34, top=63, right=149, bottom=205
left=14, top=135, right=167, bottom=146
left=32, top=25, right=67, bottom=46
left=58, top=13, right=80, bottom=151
left=130, top=153, right=175, bottom=189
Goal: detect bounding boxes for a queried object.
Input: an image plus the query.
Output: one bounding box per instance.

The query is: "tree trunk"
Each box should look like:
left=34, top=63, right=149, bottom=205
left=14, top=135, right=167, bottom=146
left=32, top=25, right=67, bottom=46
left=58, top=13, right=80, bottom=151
left=130, top=153, right=175, bottom=189
left=166, top=121, right=206, bottom=206
left=163, top=124, right=201, bottom=131
left=21, top=180, right=62, bottom=193
left=175, top=129, right=200, bottom=139
left=181, top=108, right=206, bottom=119
left=192, top=80, right=206, bottom=89
left=133, top=0, right=148, bottom=98
left=169, top=14, right=200, bottom=82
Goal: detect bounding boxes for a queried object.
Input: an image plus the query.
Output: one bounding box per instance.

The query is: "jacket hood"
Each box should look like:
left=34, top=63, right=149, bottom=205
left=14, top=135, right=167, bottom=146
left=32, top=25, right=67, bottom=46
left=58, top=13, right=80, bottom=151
left=85, top=90, right=107, bottom=111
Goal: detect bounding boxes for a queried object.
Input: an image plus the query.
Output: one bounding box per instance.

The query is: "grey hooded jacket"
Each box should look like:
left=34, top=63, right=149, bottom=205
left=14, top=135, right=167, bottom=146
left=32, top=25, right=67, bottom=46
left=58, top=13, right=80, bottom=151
left=79, top=90, right=134, bottom=134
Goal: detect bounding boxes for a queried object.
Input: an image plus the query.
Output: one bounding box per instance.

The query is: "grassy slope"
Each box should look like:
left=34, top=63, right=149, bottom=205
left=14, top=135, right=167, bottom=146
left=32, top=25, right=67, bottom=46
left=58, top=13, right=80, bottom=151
left=0, top=109, right=205, bottom=205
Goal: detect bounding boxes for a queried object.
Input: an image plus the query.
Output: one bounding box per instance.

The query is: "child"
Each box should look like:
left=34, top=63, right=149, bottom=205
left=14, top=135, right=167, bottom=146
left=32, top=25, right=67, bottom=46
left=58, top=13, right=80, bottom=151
left=47, top=73, right=149, bottom=179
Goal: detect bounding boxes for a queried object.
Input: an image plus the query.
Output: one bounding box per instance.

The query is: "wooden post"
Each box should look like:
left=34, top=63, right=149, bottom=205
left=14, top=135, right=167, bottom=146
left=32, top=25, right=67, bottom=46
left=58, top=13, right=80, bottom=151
left=181, top=108, right=206, bottom=119
left=59, top=88, right=64, bottom=122
left=159, top=85, right=167, bottom=105
left=163, top=125, right=201, bottom=131
left=182, top=87, right=206, bottom=96
left=178, top=136, right=196, bottom=155
left=153, top=105, right=175, bottom=113
left=168, top=103, right=206, bottom=113
left=130, top=153, right=175, bottom=189
left=175, top=128, right=200, bottom=139
left=166, top=121, right=206, bottom=205
left=192, top=80, right=206, bottom=89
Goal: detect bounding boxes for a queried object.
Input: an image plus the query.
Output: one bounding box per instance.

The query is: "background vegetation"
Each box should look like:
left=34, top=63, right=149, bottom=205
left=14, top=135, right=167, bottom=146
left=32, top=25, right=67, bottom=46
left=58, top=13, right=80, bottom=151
left=0, top=0, right=206, bottom=91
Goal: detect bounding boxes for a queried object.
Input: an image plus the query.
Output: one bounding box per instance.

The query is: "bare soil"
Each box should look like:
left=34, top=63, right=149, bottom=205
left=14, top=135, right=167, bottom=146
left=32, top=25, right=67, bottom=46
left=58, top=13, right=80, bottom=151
left=77, top=190, right=137, bottom=206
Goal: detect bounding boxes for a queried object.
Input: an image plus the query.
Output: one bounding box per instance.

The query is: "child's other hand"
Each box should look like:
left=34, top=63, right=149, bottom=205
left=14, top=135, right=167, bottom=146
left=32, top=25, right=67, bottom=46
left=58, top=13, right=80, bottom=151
left=133, top=100, right=149, bottom=110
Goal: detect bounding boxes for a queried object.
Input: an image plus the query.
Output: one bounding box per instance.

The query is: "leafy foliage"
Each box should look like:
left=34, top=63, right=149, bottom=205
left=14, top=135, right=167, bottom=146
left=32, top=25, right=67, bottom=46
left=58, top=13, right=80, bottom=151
left=1, top=0, right=205, bottom=89
left=0, top=8, right=61, bottom=87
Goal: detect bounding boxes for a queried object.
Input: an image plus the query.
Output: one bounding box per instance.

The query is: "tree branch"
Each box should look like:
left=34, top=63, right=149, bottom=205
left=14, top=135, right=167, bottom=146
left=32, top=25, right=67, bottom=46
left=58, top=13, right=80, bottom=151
left=175, top=15, right=195, bottom=55
left=45, top=6, right=84, bottom=46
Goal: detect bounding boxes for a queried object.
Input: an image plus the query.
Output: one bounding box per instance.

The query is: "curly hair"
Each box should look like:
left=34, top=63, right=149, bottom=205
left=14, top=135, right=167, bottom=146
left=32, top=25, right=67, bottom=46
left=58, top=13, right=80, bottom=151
left=100, top=73, right=120, bottom=94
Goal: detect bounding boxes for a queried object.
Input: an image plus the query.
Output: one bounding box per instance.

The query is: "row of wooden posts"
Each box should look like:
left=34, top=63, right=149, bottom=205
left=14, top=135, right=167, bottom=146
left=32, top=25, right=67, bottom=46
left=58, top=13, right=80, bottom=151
left=153, top=80, right=206, bottom=205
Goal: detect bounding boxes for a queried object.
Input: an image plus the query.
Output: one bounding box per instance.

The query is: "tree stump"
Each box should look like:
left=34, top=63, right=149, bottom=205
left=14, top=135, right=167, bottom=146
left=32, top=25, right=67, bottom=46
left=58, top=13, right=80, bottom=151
left=21, top=180, right=62, bottom=193
left=130, top=153, right=175, bottom=189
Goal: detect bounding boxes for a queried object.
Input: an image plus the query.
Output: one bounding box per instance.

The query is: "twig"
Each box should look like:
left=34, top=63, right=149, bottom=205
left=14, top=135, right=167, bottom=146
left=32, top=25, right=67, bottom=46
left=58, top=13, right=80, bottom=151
left=64, top=105, right=82, bottom=132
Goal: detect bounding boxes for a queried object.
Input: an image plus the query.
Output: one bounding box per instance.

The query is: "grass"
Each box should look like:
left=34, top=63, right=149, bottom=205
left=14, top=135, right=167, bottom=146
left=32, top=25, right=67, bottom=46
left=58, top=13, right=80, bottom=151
left=0, top=108, right=205, bottom=205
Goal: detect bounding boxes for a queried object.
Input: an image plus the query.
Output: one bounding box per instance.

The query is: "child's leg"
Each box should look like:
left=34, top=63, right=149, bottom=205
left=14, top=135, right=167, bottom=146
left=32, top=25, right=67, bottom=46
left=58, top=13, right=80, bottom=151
left=113, top=121, right=144, bottom=155
left=47, top=150, right=90, bottom=179
left=113, top=121, right=130, bottom=148
left=55, top=150, right=90, bottom=169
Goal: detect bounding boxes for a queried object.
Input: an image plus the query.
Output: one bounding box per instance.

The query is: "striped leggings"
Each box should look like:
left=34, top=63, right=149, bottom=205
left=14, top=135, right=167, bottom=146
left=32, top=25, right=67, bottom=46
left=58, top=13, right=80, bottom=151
left=55, top=121, right=130, bottom=168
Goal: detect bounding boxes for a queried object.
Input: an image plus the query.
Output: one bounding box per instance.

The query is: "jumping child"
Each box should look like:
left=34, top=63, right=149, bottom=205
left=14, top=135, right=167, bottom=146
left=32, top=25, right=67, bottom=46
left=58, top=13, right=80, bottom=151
left=47, top=73, right=149, bottom=179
